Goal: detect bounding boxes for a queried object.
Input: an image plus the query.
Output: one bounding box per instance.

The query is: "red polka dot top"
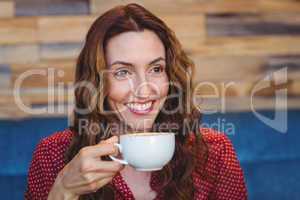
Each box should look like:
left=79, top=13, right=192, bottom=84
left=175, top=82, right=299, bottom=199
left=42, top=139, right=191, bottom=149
left=25, top=128, right=247, bottom=200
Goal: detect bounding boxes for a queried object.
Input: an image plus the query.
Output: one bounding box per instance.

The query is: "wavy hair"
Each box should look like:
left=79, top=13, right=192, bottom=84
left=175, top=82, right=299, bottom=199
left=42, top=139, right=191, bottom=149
left=66, top=3, right=208, bottom=200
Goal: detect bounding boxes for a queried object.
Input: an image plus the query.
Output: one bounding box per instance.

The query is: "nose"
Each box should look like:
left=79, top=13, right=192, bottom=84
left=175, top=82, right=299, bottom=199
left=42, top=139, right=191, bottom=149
left=133, top=74, right=153, bottom=99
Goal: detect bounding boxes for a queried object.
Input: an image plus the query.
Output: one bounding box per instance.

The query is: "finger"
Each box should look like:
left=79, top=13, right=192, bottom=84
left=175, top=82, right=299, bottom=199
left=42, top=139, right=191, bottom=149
left=82, top=160, right=124, bottom=173
left=94, top=176, right=114, bottom=189
left=85, top=172, right=116, bottom=183
left=90, top=176, right=114, bottom=192
left=102, top=136, right=120, bottom=157
left=66, top=172, right=115, bottom=189
left=99, top=136, right=118, bottom=144
left=99, top=136, right=120, bottom=157
left=74, top=176, right=114, bottom=194
left=94, top=161, right=125, bottom=172
left=84, top=172, right=115, bottom=183
left=78, top=143, right=118, bottom=158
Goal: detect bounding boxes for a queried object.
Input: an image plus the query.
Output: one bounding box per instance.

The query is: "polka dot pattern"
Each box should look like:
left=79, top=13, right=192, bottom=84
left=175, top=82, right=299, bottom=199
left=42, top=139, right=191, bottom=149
left=25, top=128, right=247, bottom=199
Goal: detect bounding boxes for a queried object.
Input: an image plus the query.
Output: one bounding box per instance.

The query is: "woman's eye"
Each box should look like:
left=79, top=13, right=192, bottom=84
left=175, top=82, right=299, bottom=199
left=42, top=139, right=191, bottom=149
left=150, top=65, right=164, bottom=74
left=114, top=69, right=131, bottom=79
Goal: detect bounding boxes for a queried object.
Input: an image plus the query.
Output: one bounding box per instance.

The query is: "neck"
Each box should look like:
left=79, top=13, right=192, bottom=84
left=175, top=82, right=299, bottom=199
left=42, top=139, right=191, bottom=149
left=121, top=165, right=151, bottom=178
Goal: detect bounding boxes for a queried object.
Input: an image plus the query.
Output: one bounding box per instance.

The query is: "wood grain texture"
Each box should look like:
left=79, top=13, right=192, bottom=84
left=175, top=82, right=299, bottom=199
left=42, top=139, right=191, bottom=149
left=10, top=59, right=76, bottom=71
left=290, top=81, right=300, bottom=96
left=90, top=0, right=258, bottom=15
left=11, top=60, right=75, bottom=88
left=0, top=93, right=71, bottom=118
left=207, top=13, right=300, bottom=36
left=191, top=55, right=264, bottom=82
left=0, top=44, right=39, bottom=64
left=161, top=14, right=205, bottom=41
left=259, top=0, right=300, bottom=13
left=0, top=88, right=73, bottom=116
left=90, top=0, right=300, bottom=15
left=0, top=14, right=205, bottom=44
left=193, top=80, right=254, bottom=97
left=37, top=14, right=204, bottom=44
left=195, top=96, right=300, bottom=113
left=0, top=1, right=14, bottom=18
left=193, top=79, right=299, bottom=98
left=15, top=0, right=89, bottom=16
left=192, top=55, right=300, bottom=82
left=40, top=43, right=82, bottom=60
left=0, top=17, right=37, bottom=45
left=38, top=15, right=96, bottom=43
left=17, top=88, right=73, bottom=105
left=191, top=36, right=300, bottom=56
left=264, top=56, right=300, bottom=72
left=0, top=64, right=11, bottom=88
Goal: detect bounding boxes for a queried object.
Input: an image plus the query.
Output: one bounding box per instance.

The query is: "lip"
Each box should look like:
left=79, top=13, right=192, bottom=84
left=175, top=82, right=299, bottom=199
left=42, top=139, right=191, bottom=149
left=125, top=100, right=155, bottom=115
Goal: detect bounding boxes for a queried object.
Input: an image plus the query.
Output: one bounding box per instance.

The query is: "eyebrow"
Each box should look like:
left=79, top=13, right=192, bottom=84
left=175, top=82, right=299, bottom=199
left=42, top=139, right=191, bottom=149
left=108, top=57, right=166, bottom=68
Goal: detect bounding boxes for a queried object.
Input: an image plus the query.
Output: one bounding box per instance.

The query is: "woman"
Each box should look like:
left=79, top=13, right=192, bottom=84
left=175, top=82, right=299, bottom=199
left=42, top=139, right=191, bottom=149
left=25, top=3, right=247, bottom=200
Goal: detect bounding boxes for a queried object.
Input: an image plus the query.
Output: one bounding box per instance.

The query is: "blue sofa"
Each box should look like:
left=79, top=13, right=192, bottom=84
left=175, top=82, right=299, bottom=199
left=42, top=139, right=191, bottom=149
left=1, top=110, right=299, bottom=199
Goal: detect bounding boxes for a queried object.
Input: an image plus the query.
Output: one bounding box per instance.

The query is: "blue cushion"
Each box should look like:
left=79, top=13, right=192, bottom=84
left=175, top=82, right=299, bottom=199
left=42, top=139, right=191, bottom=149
left=0, top=117, right=67, bottom=175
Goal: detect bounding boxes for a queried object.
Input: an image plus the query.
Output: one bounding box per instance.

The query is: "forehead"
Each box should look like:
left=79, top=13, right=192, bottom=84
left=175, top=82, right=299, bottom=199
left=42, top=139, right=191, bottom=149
left=105, top=30, right=165, bottom=65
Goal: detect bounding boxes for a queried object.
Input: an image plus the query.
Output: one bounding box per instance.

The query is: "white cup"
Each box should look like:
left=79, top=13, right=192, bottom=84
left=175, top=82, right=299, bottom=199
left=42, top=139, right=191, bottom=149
left=109, top=132, right=175, bottom=171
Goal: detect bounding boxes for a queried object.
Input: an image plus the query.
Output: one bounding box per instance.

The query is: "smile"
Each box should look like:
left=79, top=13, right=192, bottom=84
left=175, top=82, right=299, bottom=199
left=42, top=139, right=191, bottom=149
left=125, top=100, right=154, bottom=114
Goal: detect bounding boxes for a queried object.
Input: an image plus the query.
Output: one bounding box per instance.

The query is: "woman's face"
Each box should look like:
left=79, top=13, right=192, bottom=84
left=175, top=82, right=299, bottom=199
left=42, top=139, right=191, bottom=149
left=105, top=29, right=169, bottom=131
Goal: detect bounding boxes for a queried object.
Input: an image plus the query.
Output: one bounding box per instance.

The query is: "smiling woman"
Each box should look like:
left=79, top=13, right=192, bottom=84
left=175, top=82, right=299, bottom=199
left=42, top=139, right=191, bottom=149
left=25, top=3, right=247, bottom=200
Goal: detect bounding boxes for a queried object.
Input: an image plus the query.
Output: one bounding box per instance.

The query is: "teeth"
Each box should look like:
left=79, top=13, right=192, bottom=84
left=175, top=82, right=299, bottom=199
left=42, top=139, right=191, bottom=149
left=127, top=101, right=152, bottom=111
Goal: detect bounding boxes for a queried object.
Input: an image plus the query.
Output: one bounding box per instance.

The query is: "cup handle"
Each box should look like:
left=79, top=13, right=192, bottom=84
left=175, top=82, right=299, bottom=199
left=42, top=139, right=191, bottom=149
left=109, top=143, right=128, bottom=165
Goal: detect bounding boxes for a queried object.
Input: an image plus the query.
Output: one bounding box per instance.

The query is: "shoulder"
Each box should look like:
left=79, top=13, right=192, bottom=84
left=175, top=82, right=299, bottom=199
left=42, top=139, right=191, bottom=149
left=193, top=128, right=247, bottom=198
left=188, top=127, right=236, bottom=160
left=25, top=129, right=74, bottom=199
left=200, top=127, right=235, bottom=156
left=37, top=128, right=73, bottom=151
left=32, top=129, right=73, bottom=170
left=200, top=128, right=240, bottom=170
left=200, top=127, right=232, bottom=145
left=195, top=127, right=241, bottom=175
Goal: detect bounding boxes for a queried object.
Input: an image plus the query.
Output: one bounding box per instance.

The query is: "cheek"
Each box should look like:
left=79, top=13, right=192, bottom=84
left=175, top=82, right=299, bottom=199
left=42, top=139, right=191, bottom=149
left=155, top=76, right=169, bottom=98
left=107, top=80, right=131, bottom=105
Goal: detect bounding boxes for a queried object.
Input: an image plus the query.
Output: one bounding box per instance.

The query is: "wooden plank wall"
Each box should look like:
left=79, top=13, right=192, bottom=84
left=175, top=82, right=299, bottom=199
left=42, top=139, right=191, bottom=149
left=0, top=0, right=300, bottom=118
left=0, top=0, right=14, bottom=18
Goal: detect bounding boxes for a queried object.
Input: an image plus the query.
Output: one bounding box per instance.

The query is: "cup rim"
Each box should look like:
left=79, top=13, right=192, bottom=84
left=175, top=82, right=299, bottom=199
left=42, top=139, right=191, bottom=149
left=120, top=132, right=175, bottom=137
